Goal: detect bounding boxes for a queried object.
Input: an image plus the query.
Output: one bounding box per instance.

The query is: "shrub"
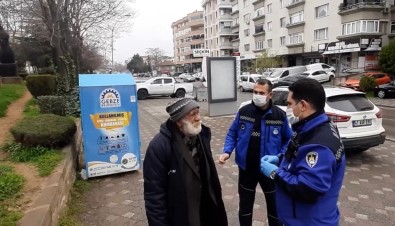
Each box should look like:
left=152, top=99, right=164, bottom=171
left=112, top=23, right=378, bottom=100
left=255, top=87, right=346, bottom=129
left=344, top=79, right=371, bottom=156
left=359, top=76, right=377, bottom=92
left=26, top=74, right=57, bottom=98
left=10, top=114, right=77, bottom=147
left=37, top=95, right=66, bottom=116
left=38, top=67, right=55, bottom=75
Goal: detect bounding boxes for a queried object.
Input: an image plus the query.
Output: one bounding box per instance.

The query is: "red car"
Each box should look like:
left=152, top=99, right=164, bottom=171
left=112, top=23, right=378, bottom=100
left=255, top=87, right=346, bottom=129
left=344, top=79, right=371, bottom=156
left=342, top=72, right=392, bottom=90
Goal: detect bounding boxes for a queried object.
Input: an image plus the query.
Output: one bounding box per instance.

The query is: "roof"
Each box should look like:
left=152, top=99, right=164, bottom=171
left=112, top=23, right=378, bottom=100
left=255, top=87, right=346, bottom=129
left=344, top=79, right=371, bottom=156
left=273, top=85, right=364, bottom=97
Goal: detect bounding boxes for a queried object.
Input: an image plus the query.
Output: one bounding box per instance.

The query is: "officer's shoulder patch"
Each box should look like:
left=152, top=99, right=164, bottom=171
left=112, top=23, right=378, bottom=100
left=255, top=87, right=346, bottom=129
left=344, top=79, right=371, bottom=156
left=306, top=152, right=318, bottom=168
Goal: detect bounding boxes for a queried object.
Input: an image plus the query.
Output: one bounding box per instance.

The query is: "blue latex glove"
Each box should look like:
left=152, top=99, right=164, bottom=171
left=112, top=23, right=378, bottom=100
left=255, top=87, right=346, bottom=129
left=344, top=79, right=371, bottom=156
left=260, top=159, right=279, bottom=177
left=261, top=155, right=279, bottom=165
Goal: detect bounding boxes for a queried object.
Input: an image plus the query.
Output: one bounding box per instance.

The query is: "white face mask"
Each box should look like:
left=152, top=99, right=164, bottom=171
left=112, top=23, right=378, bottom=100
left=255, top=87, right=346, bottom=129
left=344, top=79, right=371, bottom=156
left=286, top=108, right=299, bottom=125
left=253, top=94, right=267, bottom=107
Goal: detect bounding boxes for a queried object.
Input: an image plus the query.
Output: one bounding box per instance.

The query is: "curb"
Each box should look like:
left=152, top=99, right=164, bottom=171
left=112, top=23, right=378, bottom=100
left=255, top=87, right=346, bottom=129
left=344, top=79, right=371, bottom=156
left=375, top=104, right=395, bottom=109
left=386, top=137, right=395, bottom=143
left=18, top=121, right=82, bottom=226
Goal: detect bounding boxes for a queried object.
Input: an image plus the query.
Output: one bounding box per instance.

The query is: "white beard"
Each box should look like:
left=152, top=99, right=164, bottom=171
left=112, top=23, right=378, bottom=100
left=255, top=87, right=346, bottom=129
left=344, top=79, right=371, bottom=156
left=181, top=119, right=202, bottom=136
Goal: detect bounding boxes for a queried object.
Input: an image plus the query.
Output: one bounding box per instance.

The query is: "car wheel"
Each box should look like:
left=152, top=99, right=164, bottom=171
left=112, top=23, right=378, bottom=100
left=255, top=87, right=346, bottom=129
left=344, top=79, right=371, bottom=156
left=377, top=90, right=386, bottom=99
left=137, top=90, right=148, bottom=100
left=175, top=89, right=186, bottom=98
left=240, top=86, right=244, bottom=92
left=328, top=75, right=334, bottom=83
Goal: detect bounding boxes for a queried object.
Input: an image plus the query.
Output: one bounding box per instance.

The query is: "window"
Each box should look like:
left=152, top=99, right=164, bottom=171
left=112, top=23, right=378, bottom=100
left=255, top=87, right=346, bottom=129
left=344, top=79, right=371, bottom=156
left=233, top=18, right=239, bottom=26
left=152, top=79, right=162, bottom=84
left=268, top=39, right=273, bottom=48
left=164, top=79, right=172, bottom=84
left=314, top=28, right=328, bottom=41
left=243, top=0, right=249, bottom=8
left=315, top=4, right=329, bottom=18
left=244, top=29, right=250, bottom=36
left=391, top=22, right=395, bottom=33
left=255, top=7, right=264, bottom=18
left=342, top=20, right=380, bottom=35
left=267, top=21, right=273, bottom=31
left=267, top=4, right=272, bottom=14
left=281, top=0, right=288, bottom=8
left=290, top=11, right=303, bottom=24
left=280, top=17, right=286, bottom=27
left=256, top=41, right=264, bottom=50
left=244, top=44, right=250, bottom=51
left=244, top=14, right=251, bottom=25
left=280, top=36, right=286, bottom=46
left=289, top=33, right=303, bottom=44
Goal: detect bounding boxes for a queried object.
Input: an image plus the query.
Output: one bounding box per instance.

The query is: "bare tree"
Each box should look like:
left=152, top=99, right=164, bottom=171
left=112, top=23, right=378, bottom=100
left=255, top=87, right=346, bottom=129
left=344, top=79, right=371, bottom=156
left=145, top=47, right=165, bottom=71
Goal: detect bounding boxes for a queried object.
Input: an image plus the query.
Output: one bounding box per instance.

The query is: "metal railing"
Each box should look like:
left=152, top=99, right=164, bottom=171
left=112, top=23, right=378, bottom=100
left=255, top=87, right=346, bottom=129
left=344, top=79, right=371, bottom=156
left=339, top=1, right=385, bottom=11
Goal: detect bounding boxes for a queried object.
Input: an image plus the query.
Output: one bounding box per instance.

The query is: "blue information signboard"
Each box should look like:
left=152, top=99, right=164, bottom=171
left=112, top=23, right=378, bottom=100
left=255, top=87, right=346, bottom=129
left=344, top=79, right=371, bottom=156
left=79, top=74, right=140, bottom=178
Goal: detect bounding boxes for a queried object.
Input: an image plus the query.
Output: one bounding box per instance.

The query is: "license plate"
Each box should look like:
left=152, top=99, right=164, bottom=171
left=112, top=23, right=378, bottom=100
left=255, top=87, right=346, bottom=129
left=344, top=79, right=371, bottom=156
left=352, top=119, right=372, bottom=127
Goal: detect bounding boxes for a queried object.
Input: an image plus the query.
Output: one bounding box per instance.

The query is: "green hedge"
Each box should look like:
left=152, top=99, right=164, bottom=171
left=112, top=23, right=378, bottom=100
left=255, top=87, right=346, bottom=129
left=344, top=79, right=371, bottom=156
left=26, top=74, right=57, bottom=98
left=359, top=76, right=377, bottom=92
left=37, top=95, right=65, bottom=116
left=10, top=114, right=77, bottom=148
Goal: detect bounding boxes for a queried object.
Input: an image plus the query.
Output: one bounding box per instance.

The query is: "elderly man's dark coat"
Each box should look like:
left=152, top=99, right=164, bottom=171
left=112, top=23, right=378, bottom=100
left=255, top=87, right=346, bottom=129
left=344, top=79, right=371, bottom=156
left=144, top=119, right=228, bottom=226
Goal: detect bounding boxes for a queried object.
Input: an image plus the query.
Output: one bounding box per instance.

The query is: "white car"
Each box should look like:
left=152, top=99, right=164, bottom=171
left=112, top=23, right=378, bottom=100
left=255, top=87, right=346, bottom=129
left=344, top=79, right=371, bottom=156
left=239, top=86, right=386, bottom=152
left=299, top=70, right=335, bottom=83
left=239, top=74, right=263, bottom=92
left=306, top=63, right=336, bottom=73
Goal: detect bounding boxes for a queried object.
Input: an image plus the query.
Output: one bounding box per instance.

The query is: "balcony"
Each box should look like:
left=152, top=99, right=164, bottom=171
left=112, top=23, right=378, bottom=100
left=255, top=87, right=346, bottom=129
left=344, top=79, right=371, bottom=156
left=286, top=42, right=305, bottom=47
left=231, top=5, right=239, bottom=15
left=252, top=0, right=264, bottom=5
left=253, top=25, right=265, bottom=37
left=252, top=13, right=265, bottom=21
left=231, top=23, right=239, bottom=28
left=220, top=42, right=234, bottom=49
left=188, top=19, right=204, bottom=28
left=338, top=1, right=386, bottom=15
left=218, top=1, right=232, bottom=8
left=219, top=14, right=232, bottom=20
left=286, top=21, right=305, bottom=29
left=220, top=28, right=239, bottom=36
left=253, top=48, right=266, bottom=53
left=337, top=32, right=385, bottom=40
left=286, top=0, right=305, bottom=9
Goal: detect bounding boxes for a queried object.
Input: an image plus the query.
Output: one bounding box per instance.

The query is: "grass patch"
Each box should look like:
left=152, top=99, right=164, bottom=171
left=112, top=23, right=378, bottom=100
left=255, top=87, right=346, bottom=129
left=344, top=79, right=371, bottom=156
left=23, top=98, right=40, bottom=117
left=59, top=179, right=90, bottom=226
left=0, top=84, right=26, bottom=118
left=365, top=91, right=375, bottom=98
left=3, top=143, right=64, bottom=177
left=0, top=164, right=24, bottom=226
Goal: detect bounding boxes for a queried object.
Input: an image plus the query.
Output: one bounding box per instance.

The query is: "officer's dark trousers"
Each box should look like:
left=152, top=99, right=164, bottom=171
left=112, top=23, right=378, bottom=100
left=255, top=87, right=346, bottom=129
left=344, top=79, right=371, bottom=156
left=238, top=167, right=282, bottom=226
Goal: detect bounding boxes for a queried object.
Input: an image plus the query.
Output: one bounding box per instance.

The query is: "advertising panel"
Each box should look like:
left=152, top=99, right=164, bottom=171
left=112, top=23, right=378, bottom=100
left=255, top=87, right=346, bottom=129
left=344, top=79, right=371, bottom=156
left=79, top=74, right=140, bottom=178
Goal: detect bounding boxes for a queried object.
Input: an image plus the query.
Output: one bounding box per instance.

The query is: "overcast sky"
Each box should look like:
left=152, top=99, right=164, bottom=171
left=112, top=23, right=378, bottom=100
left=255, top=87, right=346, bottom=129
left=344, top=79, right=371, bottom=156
left=112, top=0, right=203, bottom=63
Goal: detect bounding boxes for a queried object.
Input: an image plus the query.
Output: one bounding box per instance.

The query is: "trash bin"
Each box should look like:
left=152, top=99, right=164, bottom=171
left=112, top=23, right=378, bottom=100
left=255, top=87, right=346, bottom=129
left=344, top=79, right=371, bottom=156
left=193, top=84, right=208, bottom=102
left=79, top=74, right=141, bottom=179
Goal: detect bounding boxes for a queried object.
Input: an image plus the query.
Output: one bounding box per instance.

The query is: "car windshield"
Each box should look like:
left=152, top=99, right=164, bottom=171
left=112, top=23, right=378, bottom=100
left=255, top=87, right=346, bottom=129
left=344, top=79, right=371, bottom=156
left=326, top=94, right=374, bottom=112
left=270, top=70, right=283, bottom=78
left=272, top=90, right=288, bottom=106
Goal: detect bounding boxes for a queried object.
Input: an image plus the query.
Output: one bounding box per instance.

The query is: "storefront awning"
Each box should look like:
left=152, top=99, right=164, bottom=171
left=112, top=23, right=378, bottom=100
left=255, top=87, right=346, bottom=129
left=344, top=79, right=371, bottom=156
left=322, top=48, right=361, bottom=55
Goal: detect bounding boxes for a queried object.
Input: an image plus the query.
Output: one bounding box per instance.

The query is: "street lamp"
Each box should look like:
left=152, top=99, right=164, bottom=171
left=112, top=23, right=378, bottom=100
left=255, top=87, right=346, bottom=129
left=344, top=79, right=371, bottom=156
left=110, top=14, right=132, bottom=73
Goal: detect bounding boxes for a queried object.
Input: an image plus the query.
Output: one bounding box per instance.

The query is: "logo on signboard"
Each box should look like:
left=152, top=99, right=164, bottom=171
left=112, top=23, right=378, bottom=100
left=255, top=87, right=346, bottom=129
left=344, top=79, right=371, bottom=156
left=100, top=88, right=121, bottom=108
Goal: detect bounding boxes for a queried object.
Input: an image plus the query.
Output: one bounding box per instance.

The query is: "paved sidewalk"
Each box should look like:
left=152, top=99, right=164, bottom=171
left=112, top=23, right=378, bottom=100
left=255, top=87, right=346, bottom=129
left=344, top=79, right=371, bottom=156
left=80, top=97, right=395, bottom=226
left=370, top=98, right=395, bottom=108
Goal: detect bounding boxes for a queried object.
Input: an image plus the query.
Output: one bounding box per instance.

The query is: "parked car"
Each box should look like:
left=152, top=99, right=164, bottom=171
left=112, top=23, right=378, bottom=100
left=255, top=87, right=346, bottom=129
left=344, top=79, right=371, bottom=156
left=240, top=86, right=386, bottom=152
left=273, top=74, right=308, bottom=88
left=306, top=63, right=336, bottom=73
left=238, top=74, right=263, bottom=92
left=299, top=70, right=335, bottom=83
left=374, top=80, right=395, bottom=99
left=136, top=77, right=193, bottom=100
left=183, top=74, right=197, bottom=82
left=178, top=73, right=191, bottom=79
left=342, top=72, right=392, bottom=90
left=267, top=66, right=307, bottom=84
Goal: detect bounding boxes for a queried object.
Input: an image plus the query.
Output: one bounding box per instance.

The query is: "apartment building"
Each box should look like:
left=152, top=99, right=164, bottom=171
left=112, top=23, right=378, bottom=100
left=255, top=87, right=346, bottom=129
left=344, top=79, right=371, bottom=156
left=228, top=0, right=395, bottom=71
left=202, top=0, right=238, bottom=57
left=171, top=11, right=205, bottom=73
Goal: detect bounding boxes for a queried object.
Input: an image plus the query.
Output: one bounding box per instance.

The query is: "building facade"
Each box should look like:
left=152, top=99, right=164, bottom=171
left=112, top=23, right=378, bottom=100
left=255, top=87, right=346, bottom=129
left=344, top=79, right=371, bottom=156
left=171, top=10, right=205, bottom=73
left=203, top=0, right=395, bottom=72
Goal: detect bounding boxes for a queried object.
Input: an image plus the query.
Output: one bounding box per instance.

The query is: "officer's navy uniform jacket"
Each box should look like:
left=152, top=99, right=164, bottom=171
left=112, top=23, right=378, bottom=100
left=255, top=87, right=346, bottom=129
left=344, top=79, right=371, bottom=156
left=275, top=111, right=346, bottom=226
left=224, top=101, right=293, bottom=170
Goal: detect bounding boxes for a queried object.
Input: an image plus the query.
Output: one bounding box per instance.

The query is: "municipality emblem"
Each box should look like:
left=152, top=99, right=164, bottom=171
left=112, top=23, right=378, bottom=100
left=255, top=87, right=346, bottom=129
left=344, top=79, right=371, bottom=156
left=306, top=152, right=318, bottom=168
left=100, top=88, right=121, bottom=108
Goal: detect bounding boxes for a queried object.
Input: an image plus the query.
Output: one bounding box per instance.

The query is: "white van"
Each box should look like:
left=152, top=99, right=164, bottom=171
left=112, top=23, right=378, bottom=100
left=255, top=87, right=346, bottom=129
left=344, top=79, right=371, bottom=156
left=267, top=66, right=307, bottom=84
left=238, top=74, right=264, bottom=92
left=306, top=63, right=336, bottom=73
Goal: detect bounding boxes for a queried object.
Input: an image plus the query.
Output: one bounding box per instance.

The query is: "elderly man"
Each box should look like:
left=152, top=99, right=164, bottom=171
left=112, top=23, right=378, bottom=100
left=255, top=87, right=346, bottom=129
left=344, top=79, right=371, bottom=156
left=143, top=98, right=228, bottom=226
